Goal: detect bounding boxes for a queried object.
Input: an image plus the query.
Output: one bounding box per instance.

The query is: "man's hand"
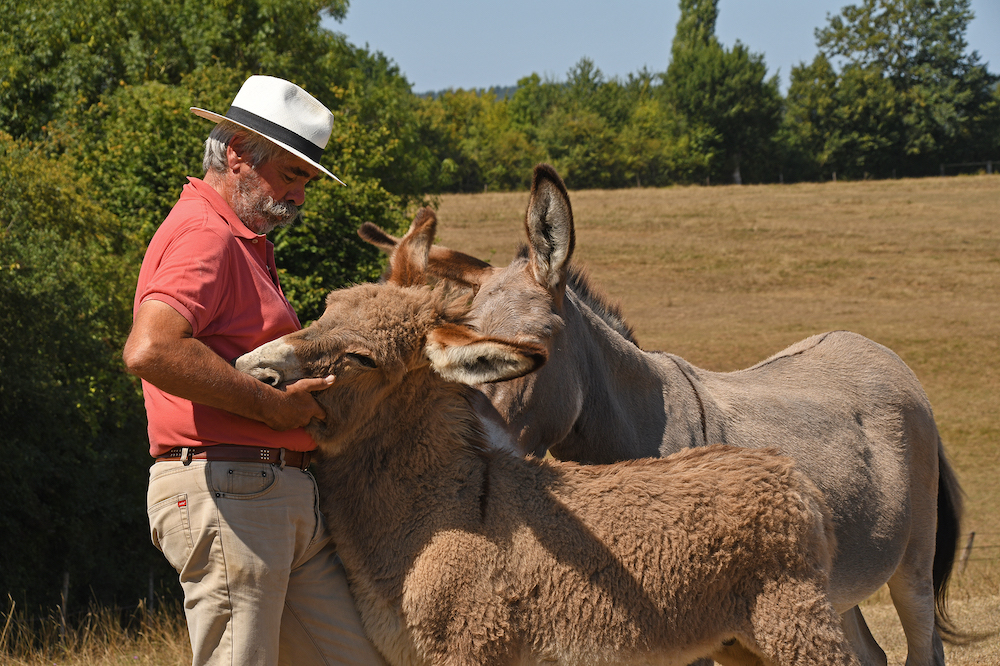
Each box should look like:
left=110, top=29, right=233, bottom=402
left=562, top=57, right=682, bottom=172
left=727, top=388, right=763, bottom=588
left=262, top=375, right=335, bottom=431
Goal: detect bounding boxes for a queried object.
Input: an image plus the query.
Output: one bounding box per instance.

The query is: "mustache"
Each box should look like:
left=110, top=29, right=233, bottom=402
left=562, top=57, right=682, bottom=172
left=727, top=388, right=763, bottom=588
left=258, top=196, right=299, bottom=225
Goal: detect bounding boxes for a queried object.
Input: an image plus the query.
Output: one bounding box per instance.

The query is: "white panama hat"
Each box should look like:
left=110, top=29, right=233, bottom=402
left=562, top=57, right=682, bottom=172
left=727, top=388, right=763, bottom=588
left=191, top=75, right=345, bottom=185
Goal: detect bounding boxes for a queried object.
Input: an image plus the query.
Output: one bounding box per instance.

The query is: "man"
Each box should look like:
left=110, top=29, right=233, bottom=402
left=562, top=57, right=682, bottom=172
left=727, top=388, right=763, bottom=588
left=123, top=75, right=386, bottom=665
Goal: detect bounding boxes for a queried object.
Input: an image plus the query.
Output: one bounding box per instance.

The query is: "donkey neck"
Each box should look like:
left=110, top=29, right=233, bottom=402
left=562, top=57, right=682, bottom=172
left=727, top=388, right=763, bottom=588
left=546, top=292, right=707, bottom=464
left=313, top=382, right=495, bottom=595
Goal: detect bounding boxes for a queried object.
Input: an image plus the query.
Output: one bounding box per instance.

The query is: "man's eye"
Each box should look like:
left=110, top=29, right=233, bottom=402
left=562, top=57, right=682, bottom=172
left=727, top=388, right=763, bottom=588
left=346, top=353, right=377, bottom=368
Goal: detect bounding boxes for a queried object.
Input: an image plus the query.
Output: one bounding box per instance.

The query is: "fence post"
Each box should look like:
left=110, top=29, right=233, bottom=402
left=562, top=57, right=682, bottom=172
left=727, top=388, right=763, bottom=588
left=959, top=532, right=975, bottom=573
left=59, top=571, right=69, bottom=642
left=149, top=568, right=156, bottom=613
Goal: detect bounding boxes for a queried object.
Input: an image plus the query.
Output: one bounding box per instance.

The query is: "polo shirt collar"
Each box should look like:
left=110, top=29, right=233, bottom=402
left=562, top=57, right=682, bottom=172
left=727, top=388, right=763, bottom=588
left=186, top=177, right=266, bottom=242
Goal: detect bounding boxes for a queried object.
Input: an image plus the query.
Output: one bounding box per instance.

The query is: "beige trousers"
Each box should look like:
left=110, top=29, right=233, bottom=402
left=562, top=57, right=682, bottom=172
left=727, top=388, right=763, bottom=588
left=147, top=460, right=387, bottom=666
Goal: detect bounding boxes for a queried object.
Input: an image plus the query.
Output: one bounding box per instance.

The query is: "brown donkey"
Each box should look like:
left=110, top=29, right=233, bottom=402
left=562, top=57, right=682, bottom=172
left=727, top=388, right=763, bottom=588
left=358, top=164, right=964, bottom=666
left=237, top=212, right=859, bottom=666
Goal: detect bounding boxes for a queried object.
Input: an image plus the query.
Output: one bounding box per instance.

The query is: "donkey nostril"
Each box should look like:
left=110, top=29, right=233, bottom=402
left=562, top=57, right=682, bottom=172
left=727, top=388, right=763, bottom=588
left=250, top=368, right=282, bottom=387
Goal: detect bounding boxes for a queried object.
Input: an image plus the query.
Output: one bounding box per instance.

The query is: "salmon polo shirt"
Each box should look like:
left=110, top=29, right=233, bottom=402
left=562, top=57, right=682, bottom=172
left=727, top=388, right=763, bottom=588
left=134, top=177, right=315, bottom=457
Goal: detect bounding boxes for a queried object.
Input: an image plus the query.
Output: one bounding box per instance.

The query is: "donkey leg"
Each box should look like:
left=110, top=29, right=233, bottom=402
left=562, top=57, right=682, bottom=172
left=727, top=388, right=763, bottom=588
left=751, top=582, right=861, bottom=666
left=841, top=606, right=888, bottom=666
left=886, top=568, right=943, bottom=666
left=886, top=460, right=946, bottom=666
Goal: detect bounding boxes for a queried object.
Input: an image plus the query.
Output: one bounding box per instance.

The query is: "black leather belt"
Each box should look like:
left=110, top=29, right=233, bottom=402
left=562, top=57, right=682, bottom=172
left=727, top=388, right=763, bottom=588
left=156, top=445, right=313, bottom=470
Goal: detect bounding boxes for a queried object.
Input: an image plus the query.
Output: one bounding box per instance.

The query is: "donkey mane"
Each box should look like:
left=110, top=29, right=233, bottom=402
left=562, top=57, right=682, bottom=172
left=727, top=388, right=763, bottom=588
left=514, top=244, right=638, bottom=346
left=567, top=266, right=638, bottom=346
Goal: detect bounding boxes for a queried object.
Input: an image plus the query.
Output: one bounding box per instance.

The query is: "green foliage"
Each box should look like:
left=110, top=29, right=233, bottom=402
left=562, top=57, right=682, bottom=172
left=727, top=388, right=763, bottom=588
left=0, top=0, right=347, bottom=139
left=662, top=0, right=783, bottom=183
left=414, top=59, right=722, bottom=192
left=406, top=0, right=995, bottom=188
left=507, top=73, right=564, bottom=133
left=42, top=58, right=411, bottom=316
left=48, top=73, right=228, bottom=243
left=307, top=38, right=440, bottom=199
left=672, top=0, right=720, bottom=52
left=413, top=88, right=544, bottom=193
left=781, top=55, right=842, bottom=178
left=618, top=96, right=715, bottom=186
left=784, top=0, right=999, bottom=179
left=0, top=135, right=166, bottom=608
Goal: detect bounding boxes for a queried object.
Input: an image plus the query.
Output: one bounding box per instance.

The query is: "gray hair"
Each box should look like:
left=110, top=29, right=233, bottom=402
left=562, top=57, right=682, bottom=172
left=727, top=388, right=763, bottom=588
left=202, top=120, right=287, bottom=174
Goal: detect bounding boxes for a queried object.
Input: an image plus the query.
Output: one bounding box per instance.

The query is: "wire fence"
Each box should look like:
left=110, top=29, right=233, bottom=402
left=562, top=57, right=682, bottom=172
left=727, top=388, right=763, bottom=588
left=940, top=160, right=995, bottom=176
left=958, top=531, right=1000, bottom=570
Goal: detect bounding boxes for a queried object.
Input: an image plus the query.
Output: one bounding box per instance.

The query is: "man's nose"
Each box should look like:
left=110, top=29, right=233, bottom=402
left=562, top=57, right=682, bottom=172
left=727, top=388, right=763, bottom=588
left=287, top=184, right=306, bottom=207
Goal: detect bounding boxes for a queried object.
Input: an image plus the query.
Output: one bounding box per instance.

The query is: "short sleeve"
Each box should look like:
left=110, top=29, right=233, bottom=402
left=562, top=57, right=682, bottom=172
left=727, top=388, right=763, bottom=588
left=138, top=223, right=234, bottom=337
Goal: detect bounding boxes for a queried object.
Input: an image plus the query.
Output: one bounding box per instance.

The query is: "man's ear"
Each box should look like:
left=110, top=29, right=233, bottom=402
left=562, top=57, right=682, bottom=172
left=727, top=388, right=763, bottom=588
left=226, top=136, right=250, bottom=172
left=425, top=323, right=546, bottom=385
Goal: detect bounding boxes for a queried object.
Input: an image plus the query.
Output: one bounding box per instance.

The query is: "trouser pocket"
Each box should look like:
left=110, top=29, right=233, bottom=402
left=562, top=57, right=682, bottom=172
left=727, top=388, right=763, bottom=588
left=147, top=492, right=193, bottom=572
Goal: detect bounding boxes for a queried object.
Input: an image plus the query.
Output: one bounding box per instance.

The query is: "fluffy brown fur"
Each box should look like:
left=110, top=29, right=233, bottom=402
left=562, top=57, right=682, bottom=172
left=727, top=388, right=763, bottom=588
left=237, top=215, right=861, bottom=666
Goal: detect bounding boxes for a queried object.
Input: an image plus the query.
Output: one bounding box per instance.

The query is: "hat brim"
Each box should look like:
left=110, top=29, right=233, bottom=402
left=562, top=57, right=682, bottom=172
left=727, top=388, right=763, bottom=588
left=191, top=107, right=346, bottom=186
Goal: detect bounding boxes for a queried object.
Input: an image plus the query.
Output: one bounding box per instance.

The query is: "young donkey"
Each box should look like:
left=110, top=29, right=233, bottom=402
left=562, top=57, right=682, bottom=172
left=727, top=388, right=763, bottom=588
left=236, top=213, right=859, bottom=666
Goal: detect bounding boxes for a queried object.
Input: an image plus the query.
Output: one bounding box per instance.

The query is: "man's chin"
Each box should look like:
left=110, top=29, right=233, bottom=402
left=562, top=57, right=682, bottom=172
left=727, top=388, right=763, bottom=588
left=274, top=212, right=301, bottom=229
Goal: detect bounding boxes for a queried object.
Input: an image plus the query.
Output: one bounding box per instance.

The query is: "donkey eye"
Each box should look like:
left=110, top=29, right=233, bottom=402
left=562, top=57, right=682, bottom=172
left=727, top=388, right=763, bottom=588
left=346, top=352, right=377, bottom=368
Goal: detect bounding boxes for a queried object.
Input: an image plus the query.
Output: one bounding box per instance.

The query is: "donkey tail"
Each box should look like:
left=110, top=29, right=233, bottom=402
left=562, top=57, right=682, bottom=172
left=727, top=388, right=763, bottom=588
left=933, top=442, right=965, bottom=644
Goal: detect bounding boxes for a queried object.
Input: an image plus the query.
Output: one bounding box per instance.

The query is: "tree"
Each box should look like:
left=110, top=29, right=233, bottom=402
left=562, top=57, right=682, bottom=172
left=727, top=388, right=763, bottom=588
left=0, top=0, right=349, bottom=139
left=507, top=73, right=565, bottom=138
left=661, top=0, right=783, bottom=183
left=783, top=54, right=905, bottom=179
left=22, top=0, right=422, bottom=321
left=537, top=103, right=621, bottom=189
left=787, top=0, right=1000, bottom=178
left=618, top=95, right=714, bottom=187
left=1, top=0, right=433, bottom=201
left=0, top=135, right=165, bottom=608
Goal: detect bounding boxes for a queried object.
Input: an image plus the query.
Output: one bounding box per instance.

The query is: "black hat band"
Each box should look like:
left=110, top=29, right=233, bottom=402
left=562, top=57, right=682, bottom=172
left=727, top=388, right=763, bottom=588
left=225, top=106, right=324, bottom=164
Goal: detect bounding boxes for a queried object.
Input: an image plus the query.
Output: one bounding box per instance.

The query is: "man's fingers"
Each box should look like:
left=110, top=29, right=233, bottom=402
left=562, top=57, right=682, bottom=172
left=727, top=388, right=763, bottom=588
left=286, top=375, right=335, bottom=394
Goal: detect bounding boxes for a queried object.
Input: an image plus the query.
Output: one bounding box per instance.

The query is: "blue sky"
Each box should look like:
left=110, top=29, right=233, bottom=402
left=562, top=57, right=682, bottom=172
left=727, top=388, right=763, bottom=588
left=326, top=1, right=1000, bottom=94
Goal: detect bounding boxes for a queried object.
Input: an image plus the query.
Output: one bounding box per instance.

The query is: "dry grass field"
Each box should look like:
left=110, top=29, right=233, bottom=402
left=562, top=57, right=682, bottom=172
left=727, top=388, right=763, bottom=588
left=5, top=175, right=996, bottom=665
left=434, top=174, right=1000, bottom=665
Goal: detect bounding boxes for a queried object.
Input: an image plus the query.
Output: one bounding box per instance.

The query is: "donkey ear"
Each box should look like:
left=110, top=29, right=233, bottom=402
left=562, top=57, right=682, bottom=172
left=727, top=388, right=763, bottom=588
left=524, top=163, right=575, bottom=296
left=360, top=219, right=494, bottom=290
left=357, top=222, right=399, bottom=254
left=424, top=246, right=494, bottom=290
left=387, top=207, right=436, bottom=287
left=425, top=324, right=547, bottom=385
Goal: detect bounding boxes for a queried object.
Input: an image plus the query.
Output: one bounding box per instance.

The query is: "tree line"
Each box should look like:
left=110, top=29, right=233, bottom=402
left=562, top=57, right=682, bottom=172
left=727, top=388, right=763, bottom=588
left=1, top=0, right=997, bottom=613
left=409, top=0, right=998, bottom=191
